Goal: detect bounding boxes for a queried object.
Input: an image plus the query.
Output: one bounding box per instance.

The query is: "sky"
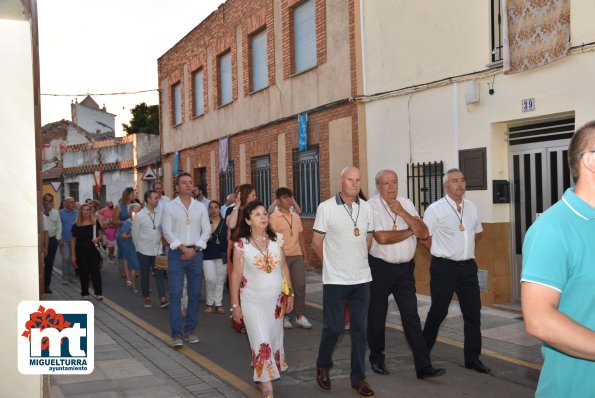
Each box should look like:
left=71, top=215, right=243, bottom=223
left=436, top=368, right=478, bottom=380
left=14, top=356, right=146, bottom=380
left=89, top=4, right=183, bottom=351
left=38, top=0, right=222, bottom=136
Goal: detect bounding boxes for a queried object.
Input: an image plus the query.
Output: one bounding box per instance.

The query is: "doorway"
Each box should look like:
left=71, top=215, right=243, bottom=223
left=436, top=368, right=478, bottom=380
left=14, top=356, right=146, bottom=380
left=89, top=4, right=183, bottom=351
left=508, top=117, right=574, bottom=301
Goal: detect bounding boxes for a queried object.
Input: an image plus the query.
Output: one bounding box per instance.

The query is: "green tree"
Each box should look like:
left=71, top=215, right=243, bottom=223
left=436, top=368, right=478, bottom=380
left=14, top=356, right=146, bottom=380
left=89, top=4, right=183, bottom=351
left=122, top=103, right=159, bottom=135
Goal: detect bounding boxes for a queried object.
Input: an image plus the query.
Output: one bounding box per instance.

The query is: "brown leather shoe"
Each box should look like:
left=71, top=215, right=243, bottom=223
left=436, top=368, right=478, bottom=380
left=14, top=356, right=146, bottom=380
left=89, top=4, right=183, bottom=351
left=351, top=380, right=374, bottom=397
left=316, top=366, right=331, bottom=391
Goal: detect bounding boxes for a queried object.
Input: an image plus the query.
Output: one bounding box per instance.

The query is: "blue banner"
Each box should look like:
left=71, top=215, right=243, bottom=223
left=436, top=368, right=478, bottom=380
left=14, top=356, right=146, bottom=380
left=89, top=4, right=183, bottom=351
left=173, top=151, right=179, bottom=178
left=298, top=113, right=308, bottom=152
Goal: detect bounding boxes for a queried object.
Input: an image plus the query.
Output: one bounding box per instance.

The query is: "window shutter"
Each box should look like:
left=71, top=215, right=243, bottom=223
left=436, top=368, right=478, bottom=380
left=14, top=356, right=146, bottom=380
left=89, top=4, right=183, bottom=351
left=251, top=30, right=268, bottom=91
left=294, top=0, right=317, bottom=74
left=173, top=83, right=182, bottom=125
left=193, top=70, right=204, bottom=116
left=219, top=52, right=232, bottom=105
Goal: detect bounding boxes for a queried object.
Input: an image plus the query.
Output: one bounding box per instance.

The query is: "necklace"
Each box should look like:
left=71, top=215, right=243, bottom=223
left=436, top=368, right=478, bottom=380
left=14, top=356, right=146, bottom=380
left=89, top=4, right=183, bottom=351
left=147, top=210, right=156, bottom=230
left=182, top=204, right=191, bottom=225
left=211, top=218, right=223, bottom=244
left=281, top=213, right=294, bottom=236
left=444, top=197, right=465, bottom=231
left=250, top=235, right=274, bottom=273
left=381, top=198, right=399, bottom=231
left=342, top=200, right=361, bottom=236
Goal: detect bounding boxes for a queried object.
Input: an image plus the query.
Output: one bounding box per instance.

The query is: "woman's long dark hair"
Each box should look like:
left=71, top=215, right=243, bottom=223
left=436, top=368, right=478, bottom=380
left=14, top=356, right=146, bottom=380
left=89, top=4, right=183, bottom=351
left=232, top=201, right=276, bottom=242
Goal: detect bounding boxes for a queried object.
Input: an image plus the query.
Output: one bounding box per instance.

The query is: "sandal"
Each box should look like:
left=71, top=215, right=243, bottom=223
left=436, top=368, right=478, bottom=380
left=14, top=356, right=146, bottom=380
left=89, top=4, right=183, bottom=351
left=205, top=305, right=213, bottom=314
left=215, top=306, right=225, bottom=314
left=125, top=280, right=132, bottom=286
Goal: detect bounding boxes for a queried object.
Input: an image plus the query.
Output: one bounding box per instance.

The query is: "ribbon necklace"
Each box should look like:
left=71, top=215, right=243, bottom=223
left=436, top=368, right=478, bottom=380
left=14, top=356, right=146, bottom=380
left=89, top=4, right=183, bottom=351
left=342, top=200, right=361, bottom=236
left=281, top=213, right=294, bottom=236
left=380, top=198, right=399, bottom=231
left=444, top=197, right=465, bottom=231
left=147, top=210, right=157, bottom=230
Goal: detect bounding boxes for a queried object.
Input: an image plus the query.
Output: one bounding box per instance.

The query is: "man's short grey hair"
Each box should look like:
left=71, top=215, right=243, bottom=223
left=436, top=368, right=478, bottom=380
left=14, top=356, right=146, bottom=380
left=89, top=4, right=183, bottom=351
left=226, top=193, right=235, bottom=200
left=443, top=168, right=462, bottom=184
left=375, top=169, right=398, bottom=185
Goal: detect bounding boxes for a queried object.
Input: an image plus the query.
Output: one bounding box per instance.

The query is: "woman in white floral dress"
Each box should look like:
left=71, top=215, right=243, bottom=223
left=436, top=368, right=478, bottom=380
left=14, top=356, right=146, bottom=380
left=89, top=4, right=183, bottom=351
left=230, top=201, right=294, bottom=398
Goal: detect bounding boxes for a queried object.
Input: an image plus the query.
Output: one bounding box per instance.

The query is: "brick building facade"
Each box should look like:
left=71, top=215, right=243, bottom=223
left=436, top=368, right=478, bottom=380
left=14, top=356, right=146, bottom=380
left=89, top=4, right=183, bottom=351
left=157, top=0, right=366, bottom=258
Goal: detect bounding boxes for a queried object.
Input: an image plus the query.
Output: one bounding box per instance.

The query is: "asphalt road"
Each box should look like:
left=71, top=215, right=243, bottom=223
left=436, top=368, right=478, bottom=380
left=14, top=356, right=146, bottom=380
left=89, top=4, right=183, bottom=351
left=55, top=252, right=539, bottom=397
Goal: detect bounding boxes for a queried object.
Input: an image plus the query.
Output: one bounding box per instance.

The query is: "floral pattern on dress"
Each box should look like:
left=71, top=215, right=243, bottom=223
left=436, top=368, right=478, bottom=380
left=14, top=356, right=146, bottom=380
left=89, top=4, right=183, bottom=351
left=253, top=342, right=272, bottom=378
left=274, top=292, right=288, bottom=320
left=254, top=251, right=276, bottom=273
left=240, top=276, right=247, bottom=295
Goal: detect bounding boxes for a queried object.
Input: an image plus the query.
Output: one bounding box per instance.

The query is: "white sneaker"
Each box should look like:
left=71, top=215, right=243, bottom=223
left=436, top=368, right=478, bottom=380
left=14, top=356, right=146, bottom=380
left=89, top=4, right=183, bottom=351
left=172, top=337, right=183, bottom=348
left=184, top=334, right=199, bottom=344
left=295, top=315, right=313, bottom=329
left=95, top=295, right=104, bottom=301
left=283, top=316, right=293, bottom=329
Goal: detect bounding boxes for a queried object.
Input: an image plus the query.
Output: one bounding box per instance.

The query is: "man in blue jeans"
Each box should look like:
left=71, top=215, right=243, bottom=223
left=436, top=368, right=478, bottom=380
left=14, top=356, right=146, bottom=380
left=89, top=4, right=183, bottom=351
left=59, top=197, right=77, bottom=284
left=311, top=166, right=375, bottom=397
left=162, top=172, right=210, bottom=348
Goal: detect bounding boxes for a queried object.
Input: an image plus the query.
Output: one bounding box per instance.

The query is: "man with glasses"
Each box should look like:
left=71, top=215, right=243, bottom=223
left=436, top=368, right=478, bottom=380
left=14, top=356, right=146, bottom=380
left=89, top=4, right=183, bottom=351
left=59, top=197, right=78, bottom=284
left=42, top=193, right=62, bottom=294
left=521, top=122, right=595, bottom=397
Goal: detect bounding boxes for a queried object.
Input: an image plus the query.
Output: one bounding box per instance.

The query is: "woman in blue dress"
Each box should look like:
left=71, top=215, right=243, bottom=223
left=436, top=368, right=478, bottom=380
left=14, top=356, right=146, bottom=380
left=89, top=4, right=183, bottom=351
left=111, top=187, right=136, bottom=286
left=118, top=202, right=141, bottom=292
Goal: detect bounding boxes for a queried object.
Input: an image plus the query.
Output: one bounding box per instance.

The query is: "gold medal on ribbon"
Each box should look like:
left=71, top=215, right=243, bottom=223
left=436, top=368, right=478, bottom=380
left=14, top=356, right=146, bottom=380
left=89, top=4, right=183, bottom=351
left=186, top=218, right=191, bottom=225
left=392, top=224, right=397, bottom=231
left=354, top=227, right=360, bottom=236
left=459, top=224, right=465, bottom=232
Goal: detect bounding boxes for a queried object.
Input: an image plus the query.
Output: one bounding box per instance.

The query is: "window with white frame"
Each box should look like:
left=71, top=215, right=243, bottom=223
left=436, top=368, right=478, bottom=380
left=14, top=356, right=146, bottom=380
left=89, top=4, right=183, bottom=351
left=251, top=29, right=268, bottom=92
left=193, top=69, right=204, bottom=116
left=293, top=0, right=317, bottom=74
left=219, top=51, right=232, bottom=106
left=172, top=82, right=182, bottom=125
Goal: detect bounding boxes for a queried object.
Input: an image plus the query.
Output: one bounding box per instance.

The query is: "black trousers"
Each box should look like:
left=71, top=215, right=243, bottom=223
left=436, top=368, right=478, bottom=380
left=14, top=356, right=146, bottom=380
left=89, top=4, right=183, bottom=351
left=76, top=249, right=102, bottom=297
left=367, top=255, right=431, bottom=370
left=422, top=256, right=482, bottom=364
left=44, top=237, right=59, bottom=288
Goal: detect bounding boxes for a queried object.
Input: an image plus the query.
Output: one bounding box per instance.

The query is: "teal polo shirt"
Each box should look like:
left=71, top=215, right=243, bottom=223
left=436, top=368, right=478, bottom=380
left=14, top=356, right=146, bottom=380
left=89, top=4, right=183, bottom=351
left=522, top=188, right=595, bottom=398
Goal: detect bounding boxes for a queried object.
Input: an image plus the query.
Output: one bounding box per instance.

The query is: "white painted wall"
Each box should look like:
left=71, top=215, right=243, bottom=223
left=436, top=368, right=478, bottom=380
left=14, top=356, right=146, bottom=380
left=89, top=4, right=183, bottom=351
left=0, top=16, right=43, bottom=398
left=74, top=103, right=115, bottom=134
left=363, top=0, right=595, bottom=223
left=64, top=169, right=134, bottom=204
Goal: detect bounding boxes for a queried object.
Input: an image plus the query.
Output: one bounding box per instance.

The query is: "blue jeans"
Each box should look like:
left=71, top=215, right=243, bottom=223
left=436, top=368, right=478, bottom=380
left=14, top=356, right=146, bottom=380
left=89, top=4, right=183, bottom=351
left=137, top=253, right=166, bottom=299
left=316, top=282, right=371, bottom=384
left=168, top=249, right=203, bottom=337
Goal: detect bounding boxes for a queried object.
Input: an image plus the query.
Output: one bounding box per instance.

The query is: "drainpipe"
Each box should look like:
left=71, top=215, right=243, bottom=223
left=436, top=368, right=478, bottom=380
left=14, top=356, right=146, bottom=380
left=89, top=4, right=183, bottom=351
left=453, top=82, right=460, bottom=167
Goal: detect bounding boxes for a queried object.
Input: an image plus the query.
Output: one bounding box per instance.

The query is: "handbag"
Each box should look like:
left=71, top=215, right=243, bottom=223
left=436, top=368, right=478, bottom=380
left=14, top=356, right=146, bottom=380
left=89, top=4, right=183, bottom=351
left=93, top=222, right=108, bottom=258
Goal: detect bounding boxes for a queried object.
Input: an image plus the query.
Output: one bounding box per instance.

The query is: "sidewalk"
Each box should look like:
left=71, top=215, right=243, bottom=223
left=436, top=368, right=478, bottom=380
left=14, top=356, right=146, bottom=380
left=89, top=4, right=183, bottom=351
left=304, top=272, right=543, bottom=368
left=48, top=275, right=244, bottom=398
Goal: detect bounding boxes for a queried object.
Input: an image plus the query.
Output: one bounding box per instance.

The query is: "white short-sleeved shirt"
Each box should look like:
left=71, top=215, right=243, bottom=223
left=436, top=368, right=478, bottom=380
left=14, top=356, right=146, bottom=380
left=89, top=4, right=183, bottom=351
left=423, top=194, right=482, bottom=261
left=313, top=193, right=374, bottom=285
left=369, top=194, right=418, bottom=263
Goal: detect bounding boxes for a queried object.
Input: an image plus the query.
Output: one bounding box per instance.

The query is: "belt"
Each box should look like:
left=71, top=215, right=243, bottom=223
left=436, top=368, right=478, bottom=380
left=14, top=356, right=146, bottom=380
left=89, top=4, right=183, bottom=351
left=369, top=254, right=413, bottom=266
left=432, top=256, right=474, bottom=265
left=175, top=245, right=197, bottom=251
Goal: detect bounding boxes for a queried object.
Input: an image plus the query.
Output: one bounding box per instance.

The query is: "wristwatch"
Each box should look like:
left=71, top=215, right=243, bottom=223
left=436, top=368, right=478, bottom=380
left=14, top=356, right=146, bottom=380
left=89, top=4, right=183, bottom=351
left=193, top=247, right=200, bottom=253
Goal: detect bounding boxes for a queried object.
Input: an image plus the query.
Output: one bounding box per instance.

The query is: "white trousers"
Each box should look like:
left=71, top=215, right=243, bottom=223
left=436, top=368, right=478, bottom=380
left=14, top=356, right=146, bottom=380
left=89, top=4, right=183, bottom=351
left=203, top=259, right=227, bottom=306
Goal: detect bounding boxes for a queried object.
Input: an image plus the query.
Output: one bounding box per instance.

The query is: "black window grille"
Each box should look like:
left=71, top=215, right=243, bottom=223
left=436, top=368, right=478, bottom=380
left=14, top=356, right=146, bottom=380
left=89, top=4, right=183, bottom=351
left=407, top=161, right=444, bottom=217
left=219, top=160, right=235, bottom=202
left=491, top=0, right=503, bottom=62
left=292, top=145, right=320, bottom=217
left=251, top=155, right=272, bottom=209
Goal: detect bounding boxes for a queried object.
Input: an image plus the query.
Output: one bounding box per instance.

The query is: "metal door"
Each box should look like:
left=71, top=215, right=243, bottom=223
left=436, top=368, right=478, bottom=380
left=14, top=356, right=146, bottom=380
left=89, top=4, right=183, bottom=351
left=509, top=142, right=572, bottom=301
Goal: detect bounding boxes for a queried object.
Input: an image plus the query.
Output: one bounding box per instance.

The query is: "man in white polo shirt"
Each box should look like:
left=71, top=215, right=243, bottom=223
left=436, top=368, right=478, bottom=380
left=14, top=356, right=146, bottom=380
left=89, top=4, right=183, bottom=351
left=312, top=166, right=375, bottom=397
left=421, top=168, right=490, bottom=374
left=367, top=169, right=445, bottom=380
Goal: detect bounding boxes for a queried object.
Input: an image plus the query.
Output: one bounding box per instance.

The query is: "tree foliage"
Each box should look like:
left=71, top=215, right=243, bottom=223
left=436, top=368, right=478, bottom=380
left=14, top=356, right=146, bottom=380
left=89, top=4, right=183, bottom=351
left=122, top=103, right=159, bottom=135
